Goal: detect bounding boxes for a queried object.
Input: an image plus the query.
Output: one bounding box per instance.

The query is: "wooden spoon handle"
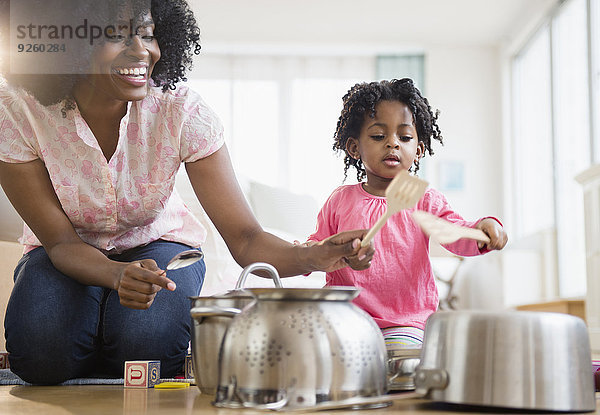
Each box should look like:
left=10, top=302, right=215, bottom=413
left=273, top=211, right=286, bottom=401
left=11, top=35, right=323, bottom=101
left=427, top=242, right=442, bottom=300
left=361, top=211, right=390, bottom=248
left=460, top=227, right=491, bottom=243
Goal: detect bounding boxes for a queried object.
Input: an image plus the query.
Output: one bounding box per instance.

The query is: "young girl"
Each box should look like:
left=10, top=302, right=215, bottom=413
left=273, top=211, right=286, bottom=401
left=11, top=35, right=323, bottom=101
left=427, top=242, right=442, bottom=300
left=308, top=78, right=507, bottom=348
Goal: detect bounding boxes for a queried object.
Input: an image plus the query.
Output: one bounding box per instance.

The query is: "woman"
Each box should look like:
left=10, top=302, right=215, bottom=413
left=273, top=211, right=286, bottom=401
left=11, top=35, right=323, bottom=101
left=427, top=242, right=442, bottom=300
left=0, top=0, right=373, bottom=384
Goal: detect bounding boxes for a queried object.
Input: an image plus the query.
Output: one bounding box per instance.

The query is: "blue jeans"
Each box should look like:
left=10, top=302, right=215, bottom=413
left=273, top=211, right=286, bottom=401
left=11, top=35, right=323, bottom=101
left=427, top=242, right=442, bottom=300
left=3, top=240, right=205, bottom=385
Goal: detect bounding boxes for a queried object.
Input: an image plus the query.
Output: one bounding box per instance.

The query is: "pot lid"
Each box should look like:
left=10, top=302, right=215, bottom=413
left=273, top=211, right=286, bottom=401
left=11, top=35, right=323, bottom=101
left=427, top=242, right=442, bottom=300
left=189, top=289, right=254, bottom=301
left=244, top=286, right=360, bottom=301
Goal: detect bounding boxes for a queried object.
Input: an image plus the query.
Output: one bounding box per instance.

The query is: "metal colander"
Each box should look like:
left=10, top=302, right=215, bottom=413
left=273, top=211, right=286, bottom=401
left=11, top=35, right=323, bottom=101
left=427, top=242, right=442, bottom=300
left=214, top=286, right=388, bottom=410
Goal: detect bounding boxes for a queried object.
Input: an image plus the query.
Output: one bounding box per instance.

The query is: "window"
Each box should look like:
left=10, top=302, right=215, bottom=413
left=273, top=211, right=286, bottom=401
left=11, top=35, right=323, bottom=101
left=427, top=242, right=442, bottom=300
left=511, top=26, right=553, bottom=237
left=288, top=78, right=362, bottom=204
left=510, top=0, right=596, bottom=297
left=552, top=0, right=590, bottom=297
left=592, top=0, right=600, bottom=163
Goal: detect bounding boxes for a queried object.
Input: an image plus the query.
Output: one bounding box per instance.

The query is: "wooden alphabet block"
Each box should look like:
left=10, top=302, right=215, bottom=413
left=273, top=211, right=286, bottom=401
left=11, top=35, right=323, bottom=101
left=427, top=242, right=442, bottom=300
left=184, top=353, right=194, bottom=380
left=0, top=352, right=9, bottom=369
left=124, top=360, right=160, bottom=388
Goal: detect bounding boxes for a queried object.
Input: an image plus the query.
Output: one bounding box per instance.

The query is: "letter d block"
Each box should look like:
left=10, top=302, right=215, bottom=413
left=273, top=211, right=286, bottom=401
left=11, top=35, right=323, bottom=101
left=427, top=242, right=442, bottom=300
left=184, top=353, right=194, bottom=379
left=124, top=361, right=160, bottom=388
left=0, top=352, right=9, bottom=369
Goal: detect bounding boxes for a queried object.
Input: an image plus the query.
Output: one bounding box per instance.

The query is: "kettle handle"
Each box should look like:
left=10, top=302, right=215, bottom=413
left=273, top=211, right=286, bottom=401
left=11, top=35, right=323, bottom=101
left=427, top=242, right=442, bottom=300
left=235, top=262, right=283, bottom=289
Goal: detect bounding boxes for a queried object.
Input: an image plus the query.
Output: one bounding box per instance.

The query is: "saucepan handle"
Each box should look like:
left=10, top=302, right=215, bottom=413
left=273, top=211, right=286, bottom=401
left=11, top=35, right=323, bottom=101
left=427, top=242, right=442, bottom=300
left=414, top=368, right=449, bottom=395
left=235, top=262, right=283, bottom=290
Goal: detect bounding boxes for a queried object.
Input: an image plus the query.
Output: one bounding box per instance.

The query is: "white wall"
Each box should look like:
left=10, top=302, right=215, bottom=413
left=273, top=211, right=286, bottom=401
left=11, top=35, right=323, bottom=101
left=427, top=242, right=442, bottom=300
left=425, top=46, right=503, bottom=220
left=424, top=46, right=506, bottom=310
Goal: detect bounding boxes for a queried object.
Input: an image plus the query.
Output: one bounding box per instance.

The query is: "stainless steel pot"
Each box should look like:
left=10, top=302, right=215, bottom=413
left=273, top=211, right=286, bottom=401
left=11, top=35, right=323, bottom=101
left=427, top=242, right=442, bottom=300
left=190, top=262, right=282, bottom=394
left=415, top=310, right=596, bottom=412
left=200, top=264, right=388, bottom=411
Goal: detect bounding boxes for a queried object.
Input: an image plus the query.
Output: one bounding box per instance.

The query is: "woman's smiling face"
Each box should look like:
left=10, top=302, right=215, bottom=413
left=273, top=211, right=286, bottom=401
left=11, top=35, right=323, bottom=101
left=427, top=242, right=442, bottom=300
left=85, top=10, right=160, bottom=102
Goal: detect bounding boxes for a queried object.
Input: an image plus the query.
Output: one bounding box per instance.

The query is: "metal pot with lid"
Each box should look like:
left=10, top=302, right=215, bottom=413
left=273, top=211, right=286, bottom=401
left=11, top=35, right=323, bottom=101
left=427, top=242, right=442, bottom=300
left=189, top=262, right=282, bottom=394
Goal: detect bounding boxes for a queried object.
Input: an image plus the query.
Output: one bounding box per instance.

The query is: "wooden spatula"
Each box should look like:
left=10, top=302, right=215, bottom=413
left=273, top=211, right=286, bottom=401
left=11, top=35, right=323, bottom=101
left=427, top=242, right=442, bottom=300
left=411, top=210, right=490, bottom=244
left=360, top=171, right=429, bottom=247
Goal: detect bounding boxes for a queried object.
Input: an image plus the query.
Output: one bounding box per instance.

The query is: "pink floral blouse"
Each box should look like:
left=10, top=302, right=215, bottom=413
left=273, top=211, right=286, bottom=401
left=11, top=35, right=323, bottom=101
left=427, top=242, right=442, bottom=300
left=0, top=80, right=224, bottom=254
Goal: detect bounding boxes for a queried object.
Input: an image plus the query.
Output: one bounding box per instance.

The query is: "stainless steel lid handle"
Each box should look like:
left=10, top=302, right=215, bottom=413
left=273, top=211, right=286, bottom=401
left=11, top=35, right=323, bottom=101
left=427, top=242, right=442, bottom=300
left=190, top=306, right=242, bottom=322
left=235, top=262, right=283, bottom=289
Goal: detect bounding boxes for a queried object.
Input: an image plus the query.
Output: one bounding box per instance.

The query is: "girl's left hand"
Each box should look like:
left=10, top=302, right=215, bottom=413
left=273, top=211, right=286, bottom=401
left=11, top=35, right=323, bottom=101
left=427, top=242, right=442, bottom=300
left=475, top=218, right=508, bottom=251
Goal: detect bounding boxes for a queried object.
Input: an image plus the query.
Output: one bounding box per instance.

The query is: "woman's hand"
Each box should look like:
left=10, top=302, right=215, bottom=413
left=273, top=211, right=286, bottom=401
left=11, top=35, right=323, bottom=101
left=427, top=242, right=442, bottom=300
left=115, top=259, right=176, bottom=310
left=306, top=229, right=375, bottom=272
left=476, top=218, right=508, bottom=251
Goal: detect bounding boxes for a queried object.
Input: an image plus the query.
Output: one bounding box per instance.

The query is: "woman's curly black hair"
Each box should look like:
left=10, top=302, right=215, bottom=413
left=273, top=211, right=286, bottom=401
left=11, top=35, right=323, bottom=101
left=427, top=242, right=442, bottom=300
left=0, top=0, right=201, bottom=107
left=333, top=78, right=443, bottom=182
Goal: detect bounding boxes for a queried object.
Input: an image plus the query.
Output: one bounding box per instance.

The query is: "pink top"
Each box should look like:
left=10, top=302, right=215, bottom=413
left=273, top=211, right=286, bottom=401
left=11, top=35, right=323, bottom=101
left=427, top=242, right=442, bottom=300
left=0, top=80, right=224, bottom=254
left=309, top=183, right=487, bottom=330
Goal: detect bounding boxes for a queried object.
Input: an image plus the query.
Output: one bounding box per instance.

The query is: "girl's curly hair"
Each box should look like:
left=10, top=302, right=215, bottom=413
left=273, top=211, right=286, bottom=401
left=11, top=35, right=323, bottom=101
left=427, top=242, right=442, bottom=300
left=333, top=78, right=443, bottom=182
left=1, top=0, right=201, bottom=107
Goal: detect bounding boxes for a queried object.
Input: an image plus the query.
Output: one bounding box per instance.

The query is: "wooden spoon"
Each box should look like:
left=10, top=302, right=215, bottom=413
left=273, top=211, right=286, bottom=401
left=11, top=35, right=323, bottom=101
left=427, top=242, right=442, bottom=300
left=411, top=210, right=490, bottom=245
left=361, top=171, right=429, bottom=247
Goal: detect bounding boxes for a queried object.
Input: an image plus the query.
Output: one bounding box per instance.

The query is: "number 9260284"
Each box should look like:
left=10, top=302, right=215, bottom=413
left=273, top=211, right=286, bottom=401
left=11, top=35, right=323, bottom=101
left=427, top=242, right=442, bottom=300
left=17, top=43, right=66, bottom=53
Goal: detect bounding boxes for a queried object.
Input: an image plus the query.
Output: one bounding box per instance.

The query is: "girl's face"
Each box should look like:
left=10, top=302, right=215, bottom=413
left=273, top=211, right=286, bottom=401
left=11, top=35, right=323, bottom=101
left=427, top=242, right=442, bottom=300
left=346, top=100, right=424, bottom=191
left=84, top=11, right=160, bottom=103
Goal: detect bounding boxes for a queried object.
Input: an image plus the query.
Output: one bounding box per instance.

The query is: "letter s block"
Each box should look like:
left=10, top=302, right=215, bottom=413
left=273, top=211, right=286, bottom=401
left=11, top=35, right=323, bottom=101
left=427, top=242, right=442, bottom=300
left=124, top=360, right=160, bottom=388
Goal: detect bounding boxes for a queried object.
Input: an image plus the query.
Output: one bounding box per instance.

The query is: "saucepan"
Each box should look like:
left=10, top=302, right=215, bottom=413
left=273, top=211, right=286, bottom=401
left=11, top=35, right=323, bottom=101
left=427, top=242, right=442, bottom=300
left=414, top=310, right=596, bottom=413
left=386, top=346, right=421, bottom=391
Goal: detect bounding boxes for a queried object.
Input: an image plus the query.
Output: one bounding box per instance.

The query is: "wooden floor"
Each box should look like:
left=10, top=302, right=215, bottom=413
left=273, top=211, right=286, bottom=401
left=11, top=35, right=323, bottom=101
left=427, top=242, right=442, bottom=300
left=0, top=385, right=599, bottom=414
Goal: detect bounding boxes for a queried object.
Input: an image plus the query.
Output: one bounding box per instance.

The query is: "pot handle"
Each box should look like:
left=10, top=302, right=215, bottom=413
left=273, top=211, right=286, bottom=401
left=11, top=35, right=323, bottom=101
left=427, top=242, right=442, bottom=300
left=414, top=367, right=449, bottom=395
left=190, top=306, right=242, bottom=320
left=235, top=262, right=283, bottom=290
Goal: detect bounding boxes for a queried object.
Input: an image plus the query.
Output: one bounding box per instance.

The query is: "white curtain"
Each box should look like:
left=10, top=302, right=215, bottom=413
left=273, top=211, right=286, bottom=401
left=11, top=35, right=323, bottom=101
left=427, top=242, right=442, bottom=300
left=186, top=54, right=375, bottom=205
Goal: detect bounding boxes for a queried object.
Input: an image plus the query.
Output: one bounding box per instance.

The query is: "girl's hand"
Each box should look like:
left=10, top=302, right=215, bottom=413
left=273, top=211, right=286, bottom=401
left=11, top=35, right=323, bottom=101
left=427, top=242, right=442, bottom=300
left=476, top=218, right=508, bottom=251
left=344, top=243, right=374, bottom=271
left=115, top=259, right=176, bottom=310
left=306, top=229, right=375, bottom=272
